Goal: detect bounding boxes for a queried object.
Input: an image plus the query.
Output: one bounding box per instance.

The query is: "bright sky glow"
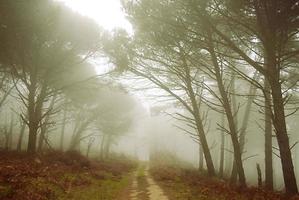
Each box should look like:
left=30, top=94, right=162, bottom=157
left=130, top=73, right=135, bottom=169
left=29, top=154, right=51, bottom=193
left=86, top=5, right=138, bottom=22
left=55, top=0, right=153, bottom=110
left=55, top=0, right=133, bottom=75
left=56, top=0, right=132, bottom=33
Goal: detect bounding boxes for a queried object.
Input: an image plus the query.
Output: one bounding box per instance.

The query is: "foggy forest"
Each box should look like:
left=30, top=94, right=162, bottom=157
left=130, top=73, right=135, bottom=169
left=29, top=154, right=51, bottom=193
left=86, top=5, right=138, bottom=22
left=0, top=0, right=299, bottom=199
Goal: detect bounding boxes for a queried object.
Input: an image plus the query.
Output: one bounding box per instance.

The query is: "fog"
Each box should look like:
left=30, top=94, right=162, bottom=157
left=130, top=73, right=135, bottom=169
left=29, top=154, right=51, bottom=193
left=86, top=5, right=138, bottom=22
left=0, top=0, right=298, bottom=197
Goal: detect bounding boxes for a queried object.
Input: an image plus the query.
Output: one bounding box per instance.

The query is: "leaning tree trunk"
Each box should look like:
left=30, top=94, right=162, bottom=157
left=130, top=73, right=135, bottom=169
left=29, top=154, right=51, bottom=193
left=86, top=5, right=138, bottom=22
left=69, top=112, right=86, bottom=151
left=254, top=2, right=298, bottom=194
left=221, top=90, right=246, bottom=187
left=267, top=62, right=298, bottom=194
left=193, top=108, right=215, bottom=176
left=183, top=57, right=216, bottom=176
left=69, top=121, right=91, bottom=151
left=199, top=144, right=204, bottom=171
left=231, top=72, right=260, bottom=183
left=264, top=79, right=273, bottom=190
left=208, top=37, right=246, bottom=187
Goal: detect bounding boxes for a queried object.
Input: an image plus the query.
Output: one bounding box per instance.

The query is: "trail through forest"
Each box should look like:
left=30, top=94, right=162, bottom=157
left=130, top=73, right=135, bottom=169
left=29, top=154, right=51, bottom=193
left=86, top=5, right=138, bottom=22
left=0, top=0, right=299, bottom=199
left=146, top=170, right=169, bottom=200
left=127, top=167, right=169, bottom=200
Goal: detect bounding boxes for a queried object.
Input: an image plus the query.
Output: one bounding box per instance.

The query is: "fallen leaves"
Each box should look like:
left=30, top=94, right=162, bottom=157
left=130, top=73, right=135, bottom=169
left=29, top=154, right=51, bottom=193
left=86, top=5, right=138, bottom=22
left=150, top=165, right=289, bottom=200
left=0, top=150, right=136, bottom=200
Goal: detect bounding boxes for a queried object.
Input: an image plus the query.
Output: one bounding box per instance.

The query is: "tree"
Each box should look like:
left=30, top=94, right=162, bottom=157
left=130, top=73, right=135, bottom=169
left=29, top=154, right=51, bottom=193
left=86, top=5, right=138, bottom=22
left=117, top=0, right=299, bottom=192
left=264, top=79, right=273, bottom=190
left=0, top=0, right=101, bottom=153
left=119, top=0, right=249, bottom=183
left=95, top=91, right=135, bottom=159
left=219, top=112, right=225, bottom=178
left=192, top=0, right=299, bottom=193
left=103, top=23, right=217, bottom=175
left=65, top=77, right=137, bottom=154
left=59, top=100, right=68, bottom=151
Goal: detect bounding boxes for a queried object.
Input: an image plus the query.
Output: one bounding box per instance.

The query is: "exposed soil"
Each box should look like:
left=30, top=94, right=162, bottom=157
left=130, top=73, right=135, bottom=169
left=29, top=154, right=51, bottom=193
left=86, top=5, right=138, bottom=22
left=126, top=166, right=168, bottom=200
left=145, top=170, right=168, bottom=200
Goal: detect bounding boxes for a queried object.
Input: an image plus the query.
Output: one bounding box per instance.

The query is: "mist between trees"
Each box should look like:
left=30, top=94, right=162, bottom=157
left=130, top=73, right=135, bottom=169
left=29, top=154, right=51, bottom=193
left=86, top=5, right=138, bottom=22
left=0, top=0, right=298, bottom=196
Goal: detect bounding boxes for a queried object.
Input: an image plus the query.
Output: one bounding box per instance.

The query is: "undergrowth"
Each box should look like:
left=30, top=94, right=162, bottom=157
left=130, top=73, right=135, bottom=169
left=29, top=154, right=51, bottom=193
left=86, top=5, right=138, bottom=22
left=0, top=150, right=136, bottom=200
left=150, top=165, right=299, bottom=200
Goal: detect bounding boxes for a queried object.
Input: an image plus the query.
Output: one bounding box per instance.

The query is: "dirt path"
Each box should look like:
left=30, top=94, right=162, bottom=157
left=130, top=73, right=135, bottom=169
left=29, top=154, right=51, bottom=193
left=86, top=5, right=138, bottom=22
left=127, top=167, right=169, bottom=200
left=144, top=170, right=168, bottom=200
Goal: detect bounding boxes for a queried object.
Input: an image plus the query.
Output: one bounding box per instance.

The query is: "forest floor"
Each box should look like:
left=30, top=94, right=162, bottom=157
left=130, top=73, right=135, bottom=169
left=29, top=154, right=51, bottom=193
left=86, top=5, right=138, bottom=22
left=1, top=151, right=299, bottom=200
left=150, top=165, right=299, bottom=200
left=0, top=151, right=136, bottom=200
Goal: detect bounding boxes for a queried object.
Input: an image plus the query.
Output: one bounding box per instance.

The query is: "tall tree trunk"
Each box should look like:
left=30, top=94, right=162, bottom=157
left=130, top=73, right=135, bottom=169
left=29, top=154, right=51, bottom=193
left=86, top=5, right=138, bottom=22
left=104, top=135, right=112, bottom=159
left=60, top=103, right=67, bottom=151
left=268, top=74, right=298, bottom=194
left=199, top=144, right=204, bottom=171
left=230, top=161, right=238, bottom=184
left=17, top=121, right=26, bottom=151
left=257, top=163, right=262, bottom=188
left=27, top=76, right=47, bottom=153
left=7, top=115, right=14, bottom=150
left=132, top=58, right=215, bottom=175
left=208, top=38, right=246, bottom=187
left=193, top=112, right=215, bottom=176
left=265, top=49, right=298, bottom=194
left=37, top=124, right=46, bottom=152
left=100, top=134, right=106, bottom=160
left=239, top=72, right=260, bottom=150
left=86, top=138, right=94, bottom=158
left=26, top=71, right=49, bottom=153
left=69, top=113, right=83, bottom=150
left=264, top=79, right=273, bottom=190
left=69, top=130, right=81, bottom=151
left=230, top=70, right=238, bottom=183
left=231, top=72, right=260, bottom=183
left=4, top=126, right=8, bottom=150
left=27, top=83, right=38, bottom=153
left=27, top=122, right=39, bottom=153
left=69, top=109, right=93, bottom=151
left=254, top=2, right=298, bottom=193
left=69, top=127, right=87, bottom=150
left=219, top=113, right=225, bottom=178
left=182, top=55, right=215, bottom=176
left=225, top=139, right=234, bottom=177
left=37, top=95, right=56, bottom=152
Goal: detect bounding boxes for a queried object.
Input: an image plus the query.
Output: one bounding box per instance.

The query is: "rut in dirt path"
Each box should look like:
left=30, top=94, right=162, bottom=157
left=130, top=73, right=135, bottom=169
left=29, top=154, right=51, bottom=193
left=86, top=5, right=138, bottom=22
left=129, top=168, right=169, bottom=200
